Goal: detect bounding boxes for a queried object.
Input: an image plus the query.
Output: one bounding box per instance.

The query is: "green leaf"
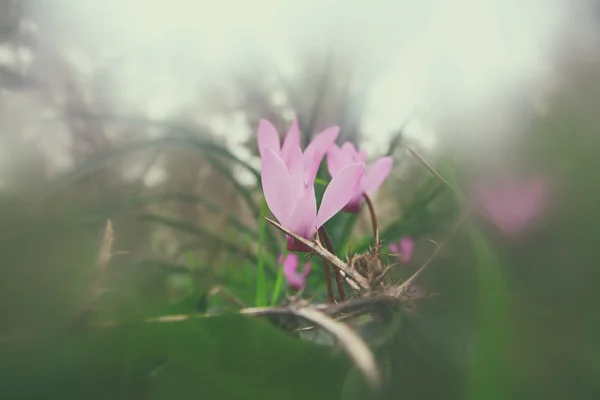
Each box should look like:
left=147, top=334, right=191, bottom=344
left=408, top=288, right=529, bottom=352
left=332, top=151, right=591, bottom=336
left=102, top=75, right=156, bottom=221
left=0, top=315, right=350, bottom=399
left=466, top=227, right=516, bottom=400
left=136, top=213, right=277, bottom=279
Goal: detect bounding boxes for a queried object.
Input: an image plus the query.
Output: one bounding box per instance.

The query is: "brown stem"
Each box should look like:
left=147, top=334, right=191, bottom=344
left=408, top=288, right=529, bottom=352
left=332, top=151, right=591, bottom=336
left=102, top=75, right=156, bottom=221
left=363, top=194, right=379, bottom=254
left=322, top=258, right=335, bottom=303
left=315, top=234, right=335, bottom=303
left=318, top=228, right=346, bottom=301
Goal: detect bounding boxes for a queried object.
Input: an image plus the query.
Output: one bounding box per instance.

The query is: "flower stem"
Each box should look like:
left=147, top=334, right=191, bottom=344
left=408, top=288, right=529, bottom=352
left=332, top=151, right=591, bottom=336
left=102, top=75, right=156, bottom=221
left=318, top=227, right=346, bottom=301
left=363, top=194, right=380, bottom=255
left=320, top=251, right=335, bottom=303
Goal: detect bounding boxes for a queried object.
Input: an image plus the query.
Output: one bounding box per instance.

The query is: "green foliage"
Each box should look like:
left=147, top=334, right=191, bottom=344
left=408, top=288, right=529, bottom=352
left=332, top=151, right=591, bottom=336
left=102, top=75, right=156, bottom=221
left=0, top=315, right=350, bottom=399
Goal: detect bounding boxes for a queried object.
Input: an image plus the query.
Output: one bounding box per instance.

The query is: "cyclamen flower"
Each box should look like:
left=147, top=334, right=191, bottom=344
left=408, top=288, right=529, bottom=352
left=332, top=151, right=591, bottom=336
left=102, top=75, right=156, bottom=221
left=261, top=146, right=365, bottom=251
left=389, top=237, right=414, bottom=264
left=257, top=118, right=339, bottom=181
left=475, top=177, right=548, bottom=235
left=327, top=142, right=393, bottom=213
left=279, top=253, right=311, bottom=290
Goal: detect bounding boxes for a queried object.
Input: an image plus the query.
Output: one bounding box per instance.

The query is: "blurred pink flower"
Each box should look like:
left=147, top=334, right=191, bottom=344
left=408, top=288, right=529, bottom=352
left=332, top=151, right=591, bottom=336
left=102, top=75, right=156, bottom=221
left=261, top=146, right=365, bottom=251
left=257, top=118, right=339, bottom=182
left=326, top=142, right=393, bottom=213
left=280, top=253, right=311, bottom=290
left=475, top=177, right=548, bottom=235
left=389, top=237, right=414, bottom=263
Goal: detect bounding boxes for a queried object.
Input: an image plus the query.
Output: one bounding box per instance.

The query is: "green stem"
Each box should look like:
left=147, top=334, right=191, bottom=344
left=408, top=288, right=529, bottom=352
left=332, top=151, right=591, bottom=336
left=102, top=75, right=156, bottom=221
left=254, top=199, right=268, bottom=307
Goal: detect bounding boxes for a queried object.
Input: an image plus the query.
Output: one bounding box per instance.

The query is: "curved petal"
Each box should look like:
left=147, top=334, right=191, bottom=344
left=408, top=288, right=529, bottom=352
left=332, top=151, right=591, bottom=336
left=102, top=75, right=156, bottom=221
left=341, top=142, right=358, bottom=157
left=304, top=149, right=323, bottom=187
left=261, top=148, right=294, bottom=226
left=280, top=118, right=301, bottom=166
left=362, top=156, right=393, bottom=195
left=257, top=119, right=281, bottom=157
left=316, top=162, right=365, bottom=228
left=326, top=145, right=343, bottom=177
left=289, top=184, right=318, bottom=239
left=304, top=126, right=339, bottom=173
left=287, top=146, right=305, bottom=198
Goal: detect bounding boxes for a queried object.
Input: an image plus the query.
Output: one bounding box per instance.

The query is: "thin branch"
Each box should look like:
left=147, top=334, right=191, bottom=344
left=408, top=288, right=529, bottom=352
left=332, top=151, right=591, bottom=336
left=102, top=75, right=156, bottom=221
left=386, top=110, right=418, bottom=156
left=318, top=228, right=346, bottom=301
left=363, top=194, right=380, bottom=255
left=265, top=217, right=370, bottom=290
left=403, top=142, right=465, bottom=201
left=392, top=206, right=472, bottom=297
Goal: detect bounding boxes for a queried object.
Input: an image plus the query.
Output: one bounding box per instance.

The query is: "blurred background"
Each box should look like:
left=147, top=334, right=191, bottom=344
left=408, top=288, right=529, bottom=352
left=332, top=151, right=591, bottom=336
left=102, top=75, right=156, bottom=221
left=1, top=0, right=600, bottom=399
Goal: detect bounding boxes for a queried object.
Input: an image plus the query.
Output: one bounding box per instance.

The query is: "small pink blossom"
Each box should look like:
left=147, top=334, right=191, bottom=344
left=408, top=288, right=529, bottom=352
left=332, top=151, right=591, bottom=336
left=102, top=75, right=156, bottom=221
left=261, top=146, right=365, bottom=251
left=280, top=253, right=311, bottom=290
left=389, top=237, right=414, bottom=263
left=326, top=142, right=393, bottom=213
left=475, top=177, right=548, bottom=235
left=257, top=118, right=339, bottom=182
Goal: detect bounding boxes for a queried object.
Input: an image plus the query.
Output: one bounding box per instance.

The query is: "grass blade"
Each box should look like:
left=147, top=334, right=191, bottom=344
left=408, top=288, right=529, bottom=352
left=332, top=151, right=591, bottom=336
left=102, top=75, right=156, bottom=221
left=255, top=198, right=268, bottom=307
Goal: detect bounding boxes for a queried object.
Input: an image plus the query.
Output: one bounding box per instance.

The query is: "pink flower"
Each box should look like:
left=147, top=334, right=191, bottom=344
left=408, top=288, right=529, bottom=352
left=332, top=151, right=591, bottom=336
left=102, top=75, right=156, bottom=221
left=475, top=177, right=548, bottom=235
left=280, top=253, right=311, bottom=290
left=257, top=118, right=339, bottom=182
left=261, top=146, right=365, bottom=251
left=389, top=237, right=414, bottom=263
left=326, top=142, right=393, bottom=213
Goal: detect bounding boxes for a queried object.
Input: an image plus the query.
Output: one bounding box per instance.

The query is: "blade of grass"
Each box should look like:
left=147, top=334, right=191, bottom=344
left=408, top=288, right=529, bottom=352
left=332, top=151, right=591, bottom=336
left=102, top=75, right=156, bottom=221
left=466, top=227, right=516, bottom=400
left=270, top=247, right=288, bottom=306
left=255, top=198, right=268, bottom=307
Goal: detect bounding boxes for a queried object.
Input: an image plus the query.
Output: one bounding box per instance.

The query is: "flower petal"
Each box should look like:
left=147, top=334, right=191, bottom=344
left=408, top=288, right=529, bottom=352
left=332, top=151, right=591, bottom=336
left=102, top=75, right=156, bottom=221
left=288, top=184, right=318, bottom=240
left=283, top=253, right=311, bottom=290
left=257, top=119, right=281, bottom=157
left=304, top=149, right=323, bottom=187
left=341, top=142, right=357, bottom=154
left=280, top=118, right=301, bottom=166
left=342, top=191, right=363, bottom=213
left=326, top=144, right=343, bottom=177
left=287, top=146, right=305, bottom=197
left=304, top=126, right=339, bottom=175
left=316, top=162, right=365, bottom=228
left=400, top=237, right=414, bottom=263
left=261, top=148, right=294, bottom=226
left=361, top=156, right=393, bottom=195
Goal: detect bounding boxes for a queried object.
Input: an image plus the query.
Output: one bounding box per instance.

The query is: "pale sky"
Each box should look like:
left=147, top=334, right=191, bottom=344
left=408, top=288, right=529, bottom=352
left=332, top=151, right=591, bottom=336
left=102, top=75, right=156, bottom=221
left=3, top=0, right=597, bottom=185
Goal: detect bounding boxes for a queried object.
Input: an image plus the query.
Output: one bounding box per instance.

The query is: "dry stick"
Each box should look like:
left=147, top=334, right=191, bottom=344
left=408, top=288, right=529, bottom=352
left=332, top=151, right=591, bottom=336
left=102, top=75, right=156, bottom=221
left=208, top=285, right=247, bottom=308
left=292, top=306, right=381, bottom=389
left=392, top=206, right=472, bottom=297
left=363, top=194, right=380, bottom=254
left=318, top=228, right=346, bottom=301
left=402, top=142, right=467, bottom=202
left=265, top=217, right=370, bottom=290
